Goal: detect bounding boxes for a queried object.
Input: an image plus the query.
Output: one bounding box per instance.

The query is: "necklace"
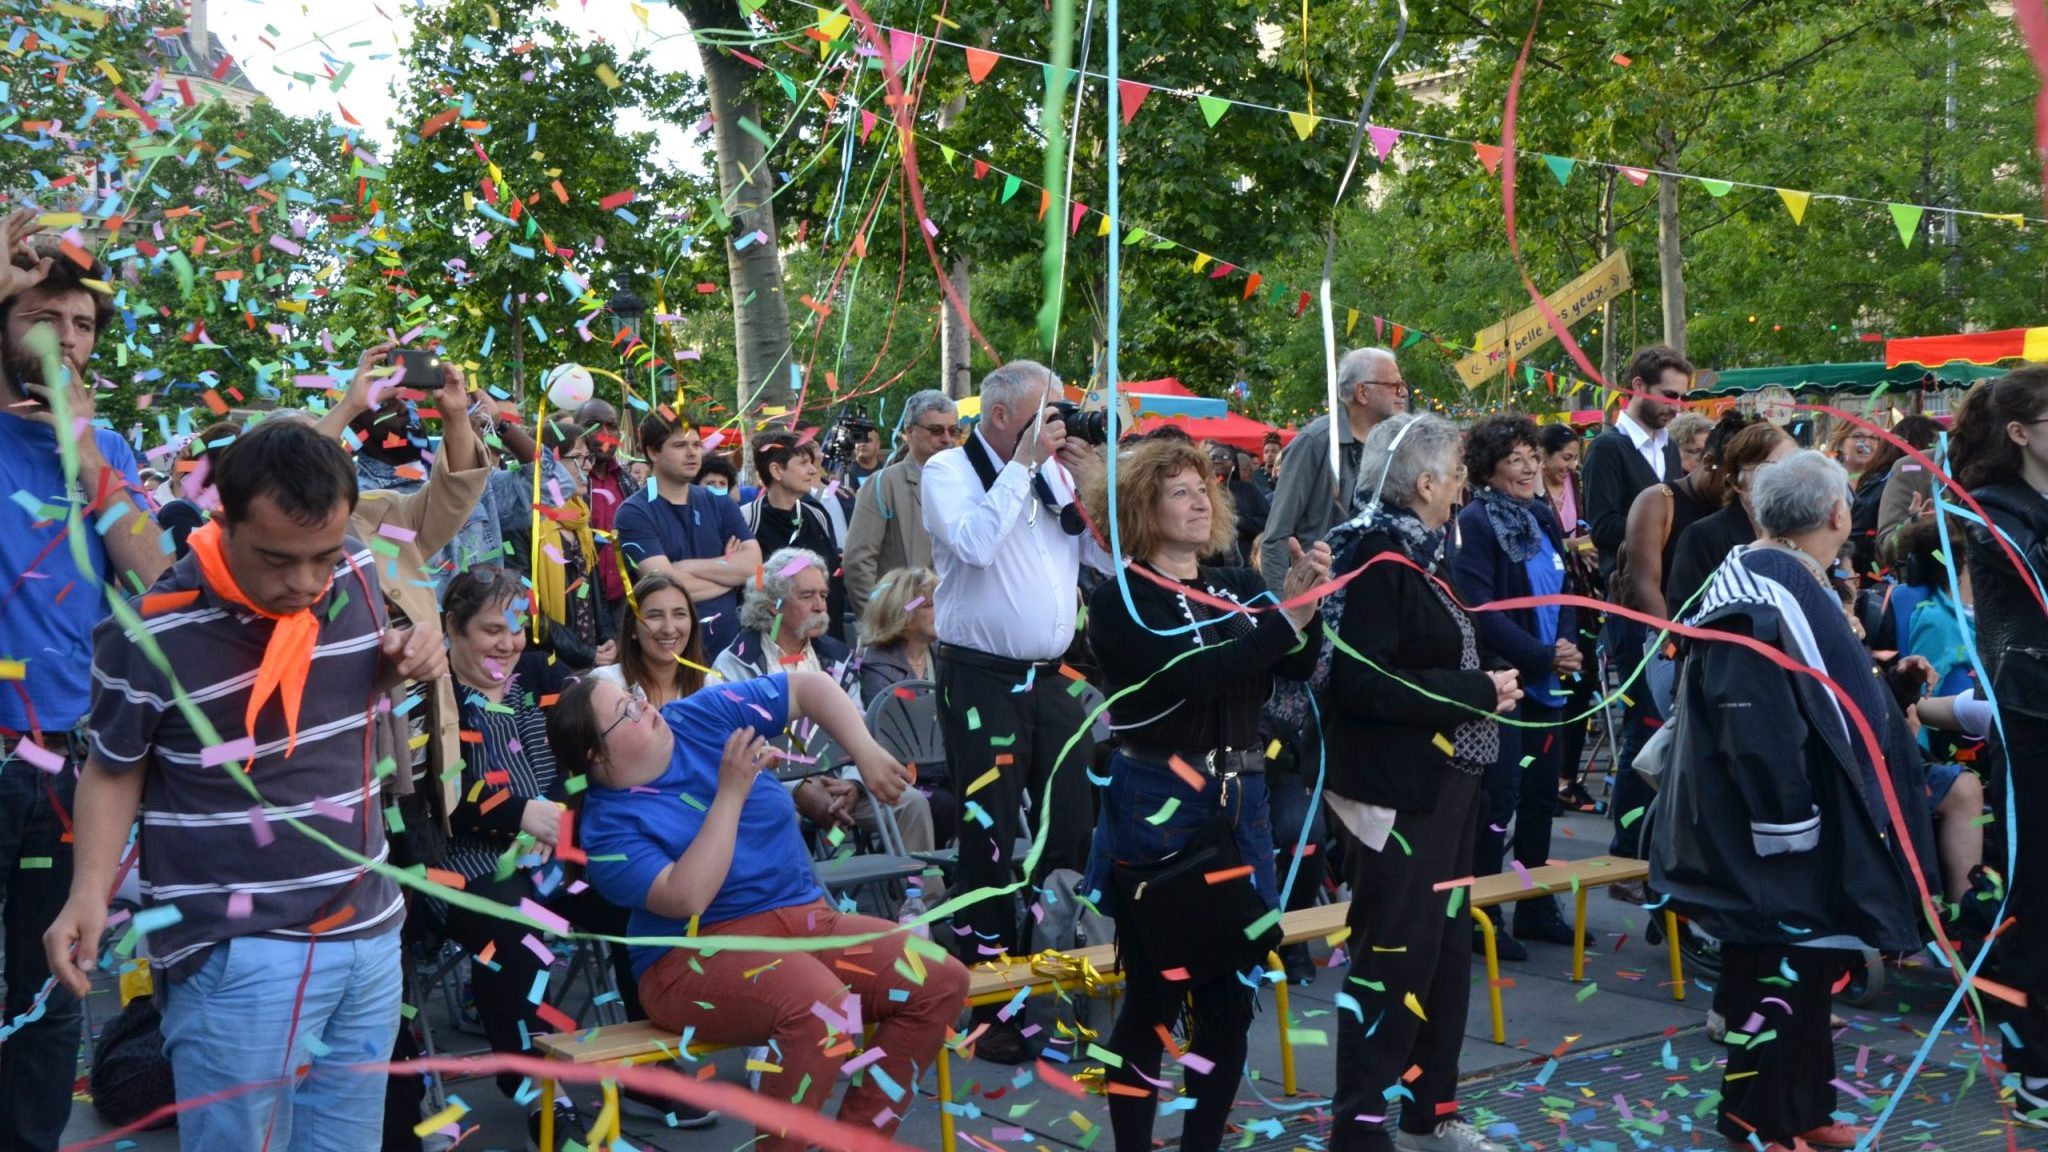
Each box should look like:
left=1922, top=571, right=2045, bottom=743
left=1761, top=537, right=1829, bottom=584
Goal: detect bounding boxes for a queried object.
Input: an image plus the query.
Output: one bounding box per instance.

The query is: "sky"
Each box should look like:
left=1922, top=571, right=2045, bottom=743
left=201, top=0, right=707, bottom=165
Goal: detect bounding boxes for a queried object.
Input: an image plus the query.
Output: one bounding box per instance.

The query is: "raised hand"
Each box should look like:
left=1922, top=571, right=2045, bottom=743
left=0, top=209, right=54, bottom=304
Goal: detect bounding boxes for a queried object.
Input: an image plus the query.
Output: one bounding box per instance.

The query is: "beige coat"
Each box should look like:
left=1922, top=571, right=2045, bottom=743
left=841, top=456, right=932, bottom=617
left=351, top=452, right=489, bottom=830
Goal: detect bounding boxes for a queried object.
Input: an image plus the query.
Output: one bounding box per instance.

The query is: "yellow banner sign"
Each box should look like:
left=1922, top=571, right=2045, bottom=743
left=1454, top=250, right=1632, bottom=389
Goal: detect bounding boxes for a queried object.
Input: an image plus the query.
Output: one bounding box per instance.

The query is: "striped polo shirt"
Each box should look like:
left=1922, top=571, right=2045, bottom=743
left=88, top=539, right=403, bottom=981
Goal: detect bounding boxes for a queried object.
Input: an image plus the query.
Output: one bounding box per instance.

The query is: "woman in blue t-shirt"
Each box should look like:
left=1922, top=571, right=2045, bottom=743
left=549, top=670, right=967, bottom=1152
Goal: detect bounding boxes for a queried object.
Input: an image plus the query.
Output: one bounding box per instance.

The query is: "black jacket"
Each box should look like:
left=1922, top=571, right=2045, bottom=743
left=1580, top=425, right=1684, bottom=578
left=1966, top=480, right=2048, bottom=721
left=1649, top=553, right=1933, bottom=951
left=1451, top=498, right=1577, bottom=684
left=1322, top=529, right=1499, bottom=813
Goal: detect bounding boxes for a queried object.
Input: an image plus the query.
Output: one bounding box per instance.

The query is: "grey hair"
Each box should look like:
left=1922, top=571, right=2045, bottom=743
left=1356, top=412, right=1461, bottom=509
left=1668, top=411, right=1713, bottom=450
left=902, top=389, right=956, bottom=426
left=1750, top=449, right=1850, bottom=538
left=979, top=360, right=1058, bottom=416
left=739, top=546, right=829, bottom=633
left=1336, top=347, right=1398, bottom=402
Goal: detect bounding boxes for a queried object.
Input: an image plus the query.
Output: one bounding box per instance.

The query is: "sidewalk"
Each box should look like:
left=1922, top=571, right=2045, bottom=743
left=57, top=809, right=2031, bottom=1150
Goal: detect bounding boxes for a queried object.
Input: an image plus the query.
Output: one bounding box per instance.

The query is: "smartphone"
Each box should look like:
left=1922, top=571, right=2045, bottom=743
left=389, top=348, right=444, bottom=389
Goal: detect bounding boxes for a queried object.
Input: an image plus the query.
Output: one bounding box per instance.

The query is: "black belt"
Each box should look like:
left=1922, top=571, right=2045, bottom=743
left=934, top=643, right=1060, bottom=678
left=1120, top=744, right=1265, bottom=778
left=3, top=730, right=83, bottom=763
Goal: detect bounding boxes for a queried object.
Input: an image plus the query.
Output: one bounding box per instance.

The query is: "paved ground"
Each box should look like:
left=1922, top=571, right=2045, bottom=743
left=50, top=806, right=2037, bottom=1151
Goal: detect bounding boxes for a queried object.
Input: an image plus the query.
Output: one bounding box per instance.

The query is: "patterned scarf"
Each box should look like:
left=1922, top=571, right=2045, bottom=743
left=186, top=520, right=333, bottom=756
left=1474, top=484, right=1543, bottom=563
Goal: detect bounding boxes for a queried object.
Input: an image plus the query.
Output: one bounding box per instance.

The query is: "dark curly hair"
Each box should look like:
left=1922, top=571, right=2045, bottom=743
left=0, top=244, right=116, bottom=339
left=1462, top=414, right=1541, bottom=489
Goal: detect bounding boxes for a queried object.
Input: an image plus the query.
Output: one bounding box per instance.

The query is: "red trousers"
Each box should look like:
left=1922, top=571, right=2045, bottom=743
left=638, top=899, right=970, bottom=1151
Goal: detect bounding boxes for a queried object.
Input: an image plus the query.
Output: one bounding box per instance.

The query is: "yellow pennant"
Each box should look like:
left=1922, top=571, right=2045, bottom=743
left=1777, top=188, right=1811, bottom=226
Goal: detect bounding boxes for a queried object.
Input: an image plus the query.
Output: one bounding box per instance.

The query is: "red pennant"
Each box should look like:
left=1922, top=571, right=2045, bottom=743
left=1117, top=80, right=1152, bottom=125
left=1209, top=262, right=1236, bottom=280
left=964, top=46, right=999, bottom=83
left=1294, top=291, right=1311, bottom=317
left=859, top=109, right=878, bottom=142
left=972, top=159, right=989, bottom=180
left=1472, top=143, right=1504, bottom=175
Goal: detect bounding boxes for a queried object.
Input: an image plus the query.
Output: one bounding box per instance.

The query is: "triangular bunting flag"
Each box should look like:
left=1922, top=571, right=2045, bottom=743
left=1891, top=203, right=1923, bottom=247
left=1210, top=262, right=1236, bottom=279
left=1001, top=174, right=1022, bottom=203
left=818, top=90, right=838, bottom=112
left=964, top=46, right=998, bottom=83
left=1346, top=308, right=1360, bottom=336
left=1472, top=143, right=1504, bottom=175
left=1243, top=273, right=1263, bottom=299
left=1070, top=201, right=1088, bottom=235
left=1777, top=188, right=1811, bottom=226
left=1096, top=214, right=1113, bottom=237
left=1038, top=189, right=1050, bottom=221
left=1122, top=228, right=1147, bottom=246
left=1117, top=80, right=1152, bottom=125
left=1192, top=253, right=1212, bottom=272
left=1367, top=124, right=1399, bottom=163
left=1288, top=111, right=1316, bottom=141
left=941, top=145, right=957, bottom=167
left=859, top=109, right=877, bottom=142
left=1617, top=166, right=1648, bottom=186
left=1294, top=291, right=1311, bottom=317
left=1389, top=324, right=1405, bottom=345
left=1697, top=178, right=1733, bottom=197
left=817, top=12, right=851, bottom=41
left=1197, top=94, right=1229, bottom=127
left=1543, top=155, right=1574, bottom=186
left=970, top=158, right=989, bottom=179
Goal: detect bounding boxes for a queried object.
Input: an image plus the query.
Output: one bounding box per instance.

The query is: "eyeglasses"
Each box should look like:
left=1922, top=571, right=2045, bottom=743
left=1364, top=379, right=1409, bottom=391
left=915, top=423, right=961, bottom=437
left=561, top=453, right=592, bottom=467
left=600, top=684, right=647, bottom=742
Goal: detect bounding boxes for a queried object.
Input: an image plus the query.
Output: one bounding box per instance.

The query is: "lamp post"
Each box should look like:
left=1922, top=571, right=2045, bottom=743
left=610, top=278, right=647, bottom=458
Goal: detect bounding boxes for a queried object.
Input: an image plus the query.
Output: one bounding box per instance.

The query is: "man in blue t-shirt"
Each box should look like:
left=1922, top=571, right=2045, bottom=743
left=612, top=409, right=759, bottom=658
left=0, top=208, right=167, bottom=1151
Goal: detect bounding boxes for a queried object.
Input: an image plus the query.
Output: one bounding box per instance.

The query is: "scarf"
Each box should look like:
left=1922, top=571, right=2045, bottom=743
left=186, top=519, right=331, bottom=756
left=1475, top=485, right=1543, bottom=563
left=533, top=496, right=598, bottom=629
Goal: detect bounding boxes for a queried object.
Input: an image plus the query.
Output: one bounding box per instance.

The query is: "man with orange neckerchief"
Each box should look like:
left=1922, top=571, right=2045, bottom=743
left=44, top=418, right=446, bottom=1152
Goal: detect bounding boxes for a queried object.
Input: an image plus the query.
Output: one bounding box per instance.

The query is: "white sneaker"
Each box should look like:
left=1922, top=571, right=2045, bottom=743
left=1395, top=1119, right=1508, bottom=1152
left=1706, top=1009, right=1727, bottom=1042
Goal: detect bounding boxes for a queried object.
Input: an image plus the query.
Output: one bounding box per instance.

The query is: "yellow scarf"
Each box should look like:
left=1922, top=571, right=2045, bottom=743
left=532, top=496, right=599, bottom=630
left=186, top=520, right=333, bottom=757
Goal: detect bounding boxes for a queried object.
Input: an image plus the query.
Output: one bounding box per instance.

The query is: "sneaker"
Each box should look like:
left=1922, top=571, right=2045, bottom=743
left=1475, top=925, right=1528, bottom=962
left=2015, top=1078, right=2048, bottom=1128
left=1608, top=879, right=1649, bottom=905
left=1281, top=942, right=1317, bottom=987
left=618, top=1084, right=718, bottom=1129
left=1395, top=1118, right=1508, bottom=1152
left=1706, top=1009, right=1727, bottom=1042
left=973, top=1019, right=1035, bottom=1066
left=526, top=1100, right=580, bottom=1152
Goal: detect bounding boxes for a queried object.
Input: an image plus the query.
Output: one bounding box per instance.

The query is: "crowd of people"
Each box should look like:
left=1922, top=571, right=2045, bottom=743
left=2, top=201, right=2046, bottom=1152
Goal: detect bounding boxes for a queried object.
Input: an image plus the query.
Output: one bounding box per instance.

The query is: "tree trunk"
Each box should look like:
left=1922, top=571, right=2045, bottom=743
left=1654, top=124, right=1687, bottom=356
left=680, top=0, right=795, bottom=424
left=940, top=255, right=972, bottom=398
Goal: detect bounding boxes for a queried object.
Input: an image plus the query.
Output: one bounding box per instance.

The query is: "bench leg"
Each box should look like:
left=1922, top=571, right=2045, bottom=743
left=937, top=1045, right=957, bottom=1152
left=603, top=1077, right=621, bottom=1145
left=1471, top=908, right=1505, bottom=1045
left=539, top=1075, right=556, bottom=1152
left=1572, top=885, right=1589, bottom=983
left=1267, top=952, right=1297, bottom=1097
left=1664, top=909, right=1686, bottom=1001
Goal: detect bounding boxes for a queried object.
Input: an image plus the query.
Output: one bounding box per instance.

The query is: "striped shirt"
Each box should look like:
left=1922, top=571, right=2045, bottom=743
left=88, top=541, right=403, bottom=981
left=444, top=656, right=573, bottom=883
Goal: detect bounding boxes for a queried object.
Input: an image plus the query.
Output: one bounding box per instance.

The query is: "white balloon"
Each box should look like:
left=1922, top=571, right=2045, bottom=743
left=545, top=363, right=595, bottom=409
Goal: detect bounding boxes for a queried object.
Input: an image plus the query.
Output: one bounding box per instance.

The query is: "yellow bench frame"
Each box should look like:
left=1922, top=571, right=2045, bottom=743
left=530, top=854, right=1682, bottom=1151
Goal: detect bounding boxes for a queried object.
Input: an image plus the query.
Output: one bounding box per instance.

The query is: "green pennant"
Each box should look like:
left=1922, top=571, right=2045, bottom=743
left=1001, top=174, right=1022, bottom=203
left=940, top=144, right=957, bottom=166
left=1890, top=203, right=1924, bottom=247
left=1122, top=228, right=1147, bottom=246
left=776, top=71, right=798, bottom=104
left=1697, top=178, right=1733, bottom=198
left=1543, top=154, right=1574, bottom=187
left=1196, top=94, right=1229, bottom=128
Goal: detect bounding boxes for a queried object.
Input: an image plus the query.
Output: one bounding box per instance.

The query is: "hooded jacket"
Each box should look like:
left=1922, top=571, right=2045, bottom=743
left=1966, top=479, right=2048, bottom=721
left=1649, top=546, right=1935, bottom=952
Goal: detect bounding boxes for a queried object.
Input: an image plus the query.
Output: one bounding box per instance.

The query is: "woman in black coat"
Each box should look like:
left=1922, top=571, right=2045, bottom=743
left=1453, top=416, right=1579, bottom=951
left=1321, top=414, right=1522, bottom=1152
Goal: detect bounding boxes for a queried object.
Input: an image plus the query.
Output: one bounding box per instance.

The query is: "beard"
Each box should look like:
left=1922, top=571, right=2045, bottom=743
left=1, top=333, right=82, bottom=403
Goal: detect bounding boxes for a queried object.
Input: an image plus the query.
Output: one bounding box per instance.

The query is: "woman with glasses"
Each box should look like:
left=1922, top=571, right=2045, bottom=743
left=428, top=569, right=698, bottom=1142
left=553, top=668, right=966, bottom=1151
left=592, top=571, right=709, bottom=707
left=487, top=417, right=612, bottom=667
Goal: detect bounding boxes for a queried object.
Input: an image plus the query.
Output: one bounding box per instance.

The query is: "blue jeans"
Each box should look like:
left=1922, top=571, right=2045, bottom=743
left=1603, top=616, right=1658, bottom=858
left=1266, top=769, right=1326, bottom=913
left=1083, top=751, right=1277, bottom=915
left=160, top=932, right=402, bottom=1152
left=0, top=758, right=82, bottom=1152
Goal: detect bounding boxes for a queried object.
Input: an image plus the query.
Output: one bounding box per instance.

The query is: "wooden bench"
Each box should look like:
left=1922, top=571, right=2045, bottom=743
left=530, top=857, right=1678, bottom=1150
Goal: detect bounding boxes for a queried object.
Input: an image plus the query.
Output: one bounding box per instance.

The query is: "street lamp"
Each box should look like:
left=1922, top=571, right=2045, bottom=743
left=610, top=278, right=647, bottom=456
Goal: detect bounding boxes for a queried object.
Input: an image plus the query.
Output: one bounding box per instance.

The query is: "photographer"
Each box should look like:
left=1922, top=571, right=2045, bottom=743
left=922, top=361, right=1111, bottom=1064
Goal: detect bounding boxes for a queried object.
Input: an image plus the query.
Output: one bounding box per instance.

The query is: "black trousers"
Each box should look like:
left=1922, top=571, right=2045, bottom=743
left=1331, top=771, right=1481, bottom=1151
left=1994, top=710, right=2048, bottom=1076
left=440, top=871, right=641, bottom=1098
left=1715, top=945, right=1839, bottom=1142
left=936, top=653, right=1094, bottom=974
left=1103, top=921, right=1254, bottom=1152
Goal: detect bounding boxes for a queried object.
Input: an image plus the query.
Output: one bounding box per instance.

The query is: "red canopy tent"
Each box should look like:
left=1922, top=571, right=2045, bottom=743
left=1117, top=378, right=1296, bottom=451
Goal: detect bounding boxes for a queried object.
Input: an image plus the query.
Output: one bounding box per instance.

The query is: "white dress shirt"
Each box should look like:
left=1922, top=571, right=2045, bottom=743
left=1614, top=409, right=1670, bottom=481
left=922, top=430, right=1113, bottom=662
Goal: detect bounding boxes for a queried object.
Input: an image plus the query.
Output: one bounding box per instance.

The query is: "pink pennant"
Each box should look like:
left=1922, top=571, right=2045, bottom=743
left=1117, top=80, right=1152, bottom=125
left=1368, top=124, right=1400, bottom=163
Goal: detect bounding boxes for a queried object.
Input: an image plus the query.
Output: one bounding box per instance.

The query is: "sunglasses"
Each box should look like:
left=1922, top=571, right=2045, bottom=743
left=915, top=423, right=962, bottom=437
